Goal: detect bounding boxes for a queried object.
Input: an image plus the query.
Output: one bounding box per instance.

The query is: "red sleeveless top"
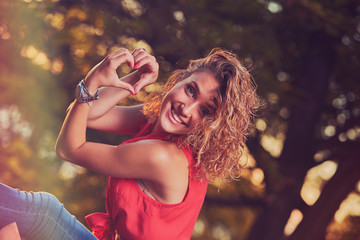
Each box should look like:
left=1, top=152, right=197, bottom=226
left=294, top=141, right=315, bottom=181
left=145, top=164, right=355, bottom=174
left=85, top=122, right=208, bottom=240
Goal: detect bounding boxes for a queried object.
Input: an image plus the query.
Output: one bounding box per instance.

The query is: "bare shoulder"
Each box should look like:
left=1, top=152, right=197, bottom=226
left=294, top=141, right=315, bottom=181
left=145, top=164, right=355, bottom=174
left=119, top=138, right=189, bottom=182
left=131, top=139, right=190, bottom=203
left=129, top=138, right=188, bottom=168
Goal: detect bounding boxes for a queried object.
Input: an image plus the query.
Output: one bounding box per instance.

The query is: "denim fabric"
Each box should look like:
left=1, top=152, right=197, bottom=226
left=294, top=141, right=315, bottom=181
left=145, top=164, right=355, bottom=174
left=0, top=183, right=97, bottom=240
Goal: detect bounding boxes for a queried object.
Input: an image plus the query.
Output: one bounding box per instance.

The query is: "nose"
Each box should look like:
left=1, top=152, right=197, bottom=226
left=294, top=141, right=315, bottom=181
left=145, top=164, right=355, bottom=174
left=180, top=102, right=197, bottom=118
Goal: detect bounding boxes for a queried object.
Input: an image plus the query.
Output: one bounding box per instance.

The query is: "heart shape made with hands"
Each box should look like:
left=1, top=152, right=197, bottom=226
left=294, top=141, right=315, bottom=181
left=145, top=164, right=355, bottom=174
left=85, top=48, right=159, bottom=96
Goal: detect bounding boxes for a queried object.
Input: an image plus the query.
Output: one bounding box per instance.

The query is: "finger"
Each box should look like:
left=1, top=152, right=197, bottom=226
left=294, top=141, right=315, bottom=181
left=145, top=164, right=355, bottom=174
left=132, top=47, right=147, bottom=56
left=132, top=50, right=147, bottom=61
left=133, top=81, right=144, bottom=94
left=111, top=48, right=130, bottom=58
left=114, top=80, right=135, bottom=95
left=134, top=55, right=157, bottom=71
left=109, top=52, right=135, bottom=69
left=110, top=48, right=135, bottom=68
left=132, top=49, right=148, bottom=68
left=133, top=54, right=147, bottom=69
left=133, top=75, right=152, bottom=94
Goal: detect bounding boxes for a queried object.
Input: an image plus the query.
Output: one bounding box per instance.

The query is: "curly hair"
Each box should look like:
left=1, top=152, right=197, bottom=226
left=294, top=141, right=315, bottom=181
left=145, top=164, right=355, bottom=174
left=143, top=48, right=260, bottom=181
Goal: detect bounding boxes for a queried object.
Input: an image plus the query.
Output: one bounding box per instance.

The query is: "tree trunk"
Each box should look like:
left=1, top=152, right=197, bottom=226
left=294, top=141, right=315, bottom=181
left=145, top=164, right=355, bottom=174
left=289, top=144, right=360, bottom=240
left=247, top=31, right=334, bottom=240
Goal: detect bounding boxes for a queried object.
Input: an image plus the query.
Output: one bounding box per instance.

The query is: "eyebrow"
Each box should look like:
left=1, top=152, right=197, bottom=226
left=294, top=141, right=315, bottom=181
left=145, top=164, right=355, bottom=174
left=191, top=80, right=217, bottom=111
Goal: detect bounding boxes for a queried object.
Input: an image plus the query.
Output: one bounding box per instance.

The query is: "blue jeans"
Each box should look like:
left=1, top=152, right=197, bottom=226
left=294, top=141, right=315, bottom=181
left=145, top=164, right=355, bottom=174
left=0, top=183, right=97, bottom=240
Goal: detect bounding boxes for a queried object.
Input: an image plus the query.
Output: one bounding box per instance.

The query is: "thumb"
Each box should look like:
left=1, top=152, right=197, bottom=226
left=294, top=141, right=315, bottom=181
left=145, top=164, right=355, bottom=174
left=133, top=73, right=154, bottom=94
left=115, top=81, right=135, bottom=95
left=133, top=80, right=147, bottom=95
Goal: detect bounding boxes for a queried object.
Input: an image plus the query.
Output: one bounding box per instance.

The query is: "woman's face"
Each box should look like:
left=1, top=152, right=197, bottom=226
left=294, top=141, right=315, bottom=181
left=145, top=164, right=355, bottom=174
left=153, top=71, right=220, bottom=135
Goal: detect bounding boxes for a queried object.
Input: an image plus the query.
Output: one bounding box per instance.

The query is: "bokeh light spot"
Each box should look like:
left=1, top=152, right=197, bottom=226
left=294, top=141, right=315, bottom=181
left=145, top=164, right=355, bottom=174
left=284, top=209, right=303, bottom=236
left=256, top=118, right=267, bottom=131
left=267, top=1, right=283, bottom=13
left=301, top=161, right=338, bottom=206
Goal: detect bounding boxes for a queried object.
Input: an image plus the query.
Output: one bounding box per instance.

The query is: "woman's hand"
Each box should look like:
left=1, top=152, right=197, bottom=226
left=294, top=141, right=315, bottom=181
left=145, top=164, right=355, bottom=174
left=85, top=48, right=136, bottom=94
left=132, top=48, right=159, bottom=94
left=84, top=48, right=159, bottom=95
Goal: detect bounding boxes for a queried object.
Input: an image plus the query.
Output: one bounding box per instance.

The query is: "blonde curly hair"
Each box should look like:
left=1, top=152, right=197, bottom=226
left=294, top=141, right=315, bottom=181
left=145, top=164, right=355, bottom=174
left=143, top=48, right=259, bottom=181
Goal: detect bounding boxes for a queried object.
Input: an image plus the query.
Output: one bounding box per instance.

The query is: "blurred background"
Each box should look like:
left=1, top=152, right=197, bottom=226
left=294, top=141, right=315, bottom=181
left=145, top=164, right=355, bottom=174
left=0, top=0, right=359, bottom=239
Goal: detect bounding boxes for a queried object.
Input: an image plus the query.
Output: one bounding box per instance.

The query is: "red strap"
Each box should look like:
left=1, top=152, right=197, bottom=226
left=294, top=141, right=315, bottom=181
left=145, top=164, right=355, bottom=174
left=85, top=212, right=116, bottom=240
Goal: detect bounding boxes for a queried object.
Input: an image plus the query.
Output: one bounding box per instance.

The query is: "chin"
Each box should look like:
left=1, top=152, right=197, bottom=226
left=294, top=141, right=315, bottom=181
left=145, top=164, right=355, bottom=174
left=162, top=124, right=185, bottom=135
left=159, top=120, right=188, bottom=135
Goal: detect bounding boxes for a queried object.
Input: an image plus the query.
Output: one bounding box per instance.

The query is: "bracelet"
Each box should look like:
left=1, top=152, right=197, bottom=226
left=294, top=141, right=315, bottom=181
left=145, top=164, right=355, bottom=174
left=76, top=79, right=99, bottom=106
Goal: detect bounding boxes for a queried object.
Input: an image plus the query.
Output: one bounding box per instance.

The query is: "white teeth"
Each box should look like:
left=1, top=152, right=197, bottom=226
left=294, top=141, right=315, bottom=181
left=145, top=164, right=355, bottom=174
left=172, top=109, right=183, bottom=124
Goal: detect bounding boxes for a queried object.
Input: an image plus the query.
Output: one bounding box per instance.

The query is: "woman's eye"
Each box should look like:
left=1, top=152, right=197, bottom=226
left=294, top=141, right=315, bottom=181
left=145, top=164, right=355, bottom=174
left=199, top=107, right=210, bottom=117
left=186, top=85, right=196, bottom=98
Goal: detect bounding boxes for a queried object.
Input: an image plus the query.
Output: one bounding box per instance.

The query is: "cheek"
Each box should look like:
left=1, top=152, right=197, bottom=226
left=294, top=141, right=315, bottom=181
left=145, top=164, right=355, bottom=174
left=162, top=89, right=185, bottom=107
left=170, top=87, right=183, bottom=99
left=189, top=116, right=202, bottom=129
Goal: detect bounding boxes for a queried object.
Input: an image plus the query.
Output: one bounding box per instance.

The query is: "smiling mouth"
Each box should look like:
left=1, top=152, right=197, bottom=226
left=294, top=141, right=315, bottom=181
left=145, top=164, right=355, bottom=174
left=171, top=108, right=185, bottom=125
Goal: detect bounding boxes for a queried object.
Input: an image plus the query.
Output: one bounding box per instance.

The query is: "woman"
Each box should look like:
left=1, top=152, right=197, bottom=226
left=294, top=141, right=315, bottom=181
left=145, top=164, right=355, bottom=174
left=0, top=47, right=259, bottom=239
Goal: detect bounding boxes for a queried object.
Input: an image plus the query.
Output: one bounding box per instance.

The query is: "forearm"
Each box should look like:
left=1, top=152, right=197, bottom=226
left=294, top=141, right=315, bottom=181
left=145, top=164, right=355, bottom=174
left=87, top=70, right=140, bottom=120
left=56, top=98, right=90, bottom=160
left=57, top=71, right=102, bottom=157
left=56, top=47, right=157, bottom=159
